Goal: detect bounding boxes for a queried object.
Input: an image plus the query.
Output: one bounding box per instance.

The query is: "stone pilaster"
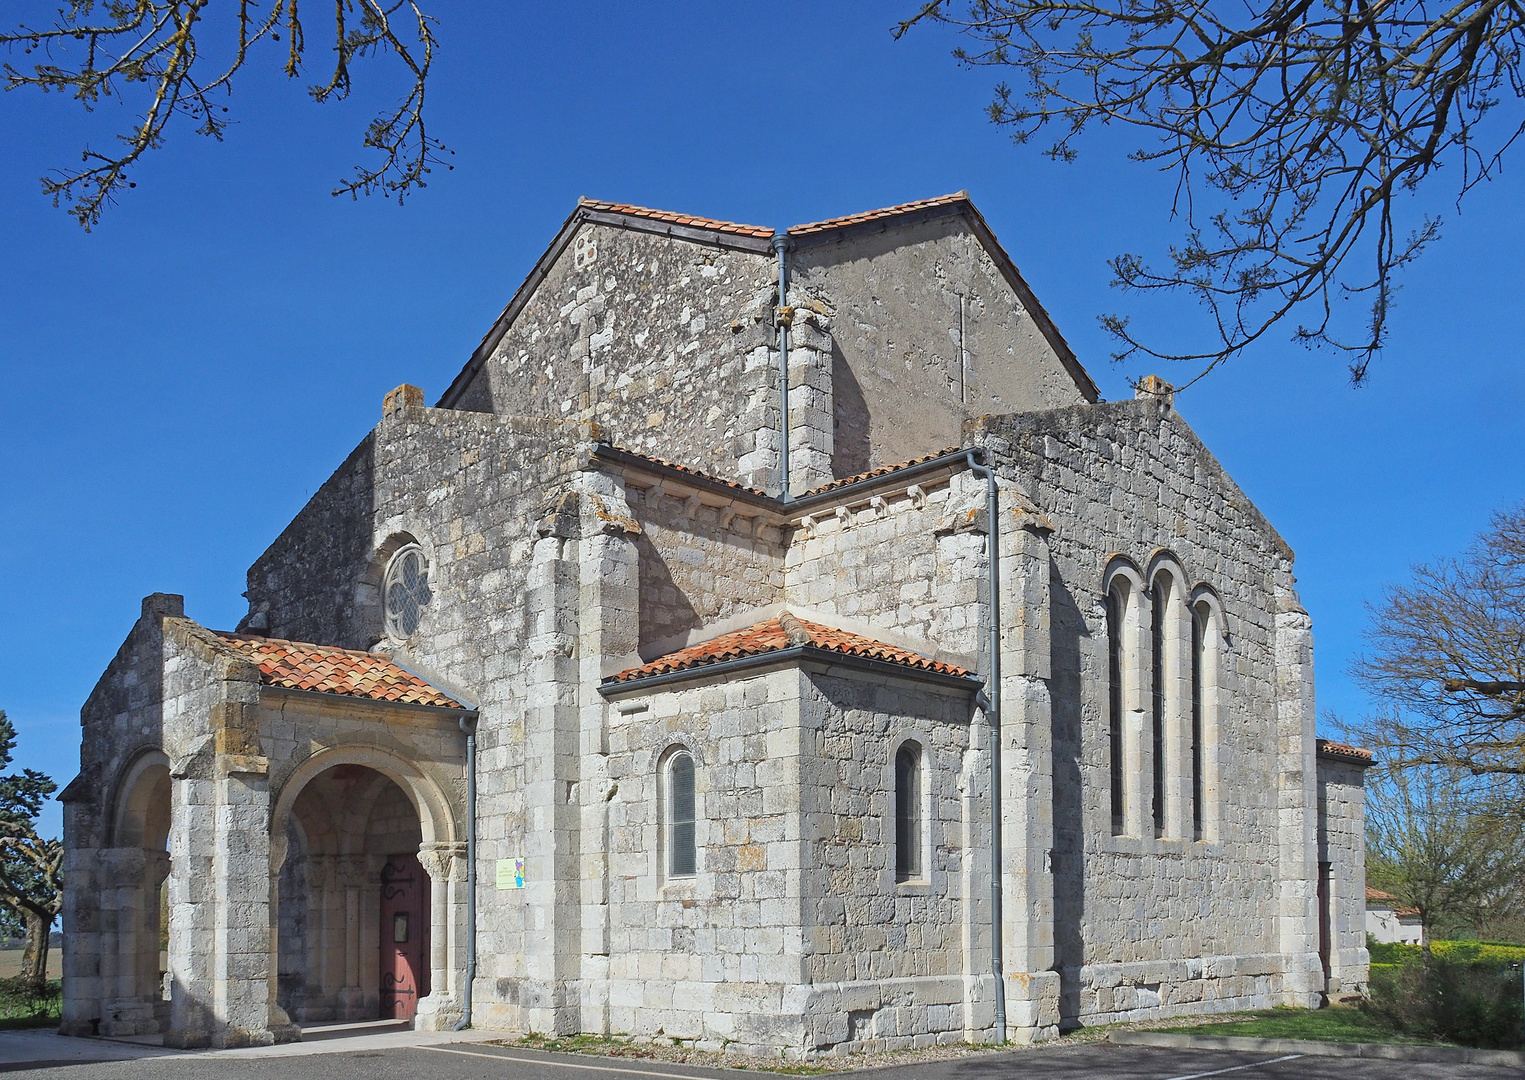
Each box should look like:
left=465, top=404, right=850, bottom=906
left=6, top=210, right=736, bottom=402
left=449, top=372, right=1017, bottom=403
left=1274, top=568, right=1321, bottom=1007
left=785, top=303, right=835, bottom=494
left=574, top=472, right=641, bottom=1033
left=997, top=492, right=1059, bottom=1041
left=521, top=503, right=583, bottom=1034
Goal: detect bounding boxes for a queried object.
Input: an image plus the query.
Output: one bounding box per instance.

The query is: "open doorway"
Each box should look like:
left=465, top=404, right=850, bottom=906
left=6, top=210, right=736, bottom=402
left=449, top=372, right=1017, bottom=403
left=276, top=764, right=430, bottom=1023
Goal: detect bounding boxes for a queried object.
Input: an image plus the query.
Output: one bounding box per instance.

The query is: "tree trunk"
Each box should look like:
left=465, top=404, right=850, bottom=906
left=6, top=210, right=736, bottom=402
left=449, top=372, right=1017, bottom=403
left=19, top=908, right=49, bottom=988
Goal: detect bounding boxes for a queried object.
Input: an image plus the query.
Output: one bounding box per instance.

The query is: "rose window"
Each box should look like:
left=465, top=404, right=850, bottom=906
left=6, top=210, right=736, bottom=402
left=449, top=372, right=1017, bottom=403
left=384, top=546, right=431, bottom=639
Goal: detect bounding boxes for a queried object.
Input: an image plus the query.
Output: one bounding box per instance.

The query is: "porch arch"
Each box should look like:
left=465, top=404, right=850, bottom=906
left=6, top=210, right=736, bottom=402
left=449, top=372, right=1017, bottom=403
left=268, top=744, right=466, bottom=1031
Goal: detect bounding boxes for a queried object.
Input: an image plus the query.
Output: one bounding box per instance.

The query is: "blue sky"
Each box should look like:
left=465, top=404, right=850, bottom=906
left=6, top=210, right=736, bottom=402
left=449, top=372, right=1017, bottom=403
left=3, top=2, right=1521, bottom=838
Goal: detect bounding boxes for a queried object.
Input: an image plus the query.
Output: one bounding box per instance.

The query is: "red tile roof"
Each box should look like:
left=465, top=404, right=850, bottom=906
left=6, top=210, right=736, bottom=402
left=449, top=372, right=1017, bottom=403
left=599, top=445, right=772, bottom=499
left=799, top=449, right=962, bottom=497
left=578, top=198, right=775, bottom=239
left=1316, top=738, right=1374, bottom=764
left=216, top=633, right=468, bottom=709
left=788, top=193, right=970, bottom=237
left=1366, top=887, right=1397, bottom=902
left=604, top=615, right=974, bottom=685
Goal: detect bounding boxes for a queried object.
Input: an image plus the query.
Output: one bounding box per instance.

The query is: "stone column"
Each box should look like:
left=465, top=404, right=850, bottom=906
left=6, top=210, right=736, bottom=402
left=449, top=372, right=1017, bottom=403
left=415, top=841, right=467, bottom=1030
left=334, top=856, right=369, bottom=1020
left=1274, top=569, right=1321, bottom=1007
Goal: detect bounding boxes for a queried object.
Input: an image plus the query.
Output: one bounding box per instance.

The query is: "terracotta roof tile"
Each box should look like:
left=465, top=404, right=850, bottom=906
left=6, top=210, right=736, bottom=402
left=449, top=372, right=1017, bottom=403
left=604, top=615, right=974, bottom=685
left=1316, top=738, right=1374, bottom=764
left=788, top=193, right=970, bottom=237
left=602, top=445, right=772, bottom=499
left=1366, top=887, right=1398, bottom=902
left=579, top=199, right=775, bottom=239
left=216, top=633, right=467, bottom=710
left=799, top=449, right=962, bottom=497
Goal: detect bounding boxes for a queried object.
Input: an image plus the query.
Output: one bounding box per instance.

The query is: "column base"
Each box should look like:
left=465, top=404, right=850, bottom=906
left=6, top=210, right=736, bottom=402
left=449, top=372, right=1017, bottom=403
left=414, top=993, right=463, bottom=1031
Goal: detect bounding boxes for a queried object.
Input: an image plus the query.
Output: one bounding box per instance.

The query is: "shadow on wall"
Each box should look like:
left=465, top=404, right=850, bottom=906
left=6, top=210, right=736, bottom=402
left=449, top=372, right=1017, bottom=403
left=636, top=530, right=700, bottom=653
left=1050, top=568, right=1088, bottom=1030
left=832, top=343, right=871, bottom=479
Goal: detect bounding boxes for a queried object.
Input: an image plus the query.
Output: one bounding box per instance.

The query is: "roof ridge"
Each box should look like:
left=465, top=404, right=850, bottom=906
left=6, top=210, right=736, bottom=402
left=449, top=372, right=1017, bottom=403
left=603, top=614, right=973, bottom=685
left=787, top=192, right=970, bottom=237
left=216, top=631, right=385, bottom=660
left=577, top=197, right=775, bottom=239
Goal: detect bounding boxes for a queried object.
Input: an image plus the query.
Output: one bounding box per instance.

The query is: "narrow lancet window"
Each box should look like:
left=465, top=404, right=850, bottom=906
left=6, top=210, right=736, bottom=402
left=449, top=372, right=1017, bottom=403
left=1106, top=586, right=1126, bottom=835
left=1191, top=601, right=1206, bottom=841
left=667, top=751, right=696, bottom=878
left=895, top=742, right=922, bottom=881
left=1151, top=578, right=1166, bottom=838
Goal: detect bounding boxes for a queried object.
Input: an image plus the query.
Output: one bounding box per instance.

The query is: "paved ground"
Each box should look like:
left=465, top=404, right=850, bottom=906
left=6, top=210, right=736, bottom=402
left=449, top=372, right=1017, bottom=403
left=0, top=1033, right=1520, bottom=1080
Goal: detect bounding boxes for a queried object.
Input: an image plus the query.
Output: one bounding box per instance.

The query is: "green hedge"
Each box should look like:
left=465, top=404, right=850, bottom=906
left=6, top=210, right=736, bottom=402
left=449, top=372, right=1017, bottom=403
left=0, top=978, right=61, bottom=1029
left=1363, top=954, right=1524, bottom=1049
left=1369, top=939, right=1525, bottom=965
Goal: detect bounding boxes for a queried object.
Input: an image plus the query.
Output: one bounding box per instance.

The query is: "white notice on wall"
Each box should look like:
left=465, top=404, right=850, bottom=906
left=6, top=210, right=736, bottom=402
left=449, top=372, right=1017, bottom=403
left=495, top=858, right=525, bottom=890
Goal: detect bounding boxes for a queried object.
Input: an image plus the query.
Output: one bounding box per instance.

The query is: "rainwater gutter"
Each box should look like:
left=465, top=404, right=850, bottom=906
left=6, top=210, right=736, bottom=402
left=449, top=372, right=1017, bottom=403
left=452, top=711, right=478, bottom=1031
left=965, top=447, right=1007, bottom=1045
left=773, top=234, right=792, bottom=502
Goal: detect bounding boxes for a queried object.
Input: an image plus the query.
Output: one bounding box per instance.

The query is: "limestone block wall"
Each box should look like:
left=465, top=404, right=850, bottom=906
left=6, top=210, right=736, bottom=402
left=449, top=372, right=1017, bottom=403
left=585, top=665, right=982, bottom=1056
left=793, top=672, right=984, bottom=1052
left=624, top=480, right=785, bottom=655
left=454, top=222, right=780, bottom=485
left=976, top=397, right=1310, bottom=1026
left=782, top=471, right=984, bottom=666
left=1317, top=757, right=1369, bottom=999
left=790, top=215, right=1088, bottom=474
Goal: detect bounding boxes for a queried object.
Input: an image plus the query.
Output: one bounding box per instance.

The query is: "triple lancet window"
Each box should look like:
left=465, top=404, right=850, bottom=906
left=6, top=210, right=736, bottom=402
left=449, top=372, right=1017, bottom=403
left=1105, top=557, right=1220, bottom=841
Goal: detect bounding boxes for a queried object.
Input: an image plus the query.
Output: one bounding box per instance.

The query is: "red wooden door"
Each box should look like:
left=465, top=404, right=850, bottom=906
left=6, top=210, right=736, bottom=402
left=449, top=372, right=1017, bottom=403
left=380, top=853, right=431, bottom=1021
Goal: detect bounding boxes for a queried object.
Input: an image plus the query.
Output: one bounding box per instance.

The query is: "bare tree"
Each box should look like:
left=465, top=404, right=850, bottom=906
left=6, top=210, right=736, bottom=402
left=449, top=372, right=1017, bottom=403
left=3, top=1, right=447, bottom=230
left=897, top=0, right=1525, bottom=387
left=1365, top=764, right=1525, bottom=946
left=1354, top=505, right=1525, bottom=781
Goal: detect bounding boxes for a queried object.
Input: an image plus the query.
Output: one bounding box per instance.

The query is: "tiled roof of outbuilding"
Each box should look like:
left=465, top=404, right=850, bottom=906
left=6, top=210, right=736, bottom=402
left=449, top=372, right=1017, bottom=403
left=604, top=615, right=973, bottom=685
left=216, top=633, right=468, bottom=710
left=599, top=445, right=772, bottom=499
left=1315, top=738, right=1374, bottom=764
left=578, top=198, right=775, bottom=239
left=798, top=449, right=962, bottom=497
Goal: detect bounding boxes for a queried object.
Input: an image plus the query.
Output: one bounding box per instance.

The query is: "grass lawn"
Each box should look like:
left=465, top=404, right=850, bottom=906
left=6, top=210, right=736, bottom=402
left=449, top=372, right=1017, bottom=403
left=0, top=978, right=61, bottom=1030
left=1157, top=1006, right=1447, bottom=1046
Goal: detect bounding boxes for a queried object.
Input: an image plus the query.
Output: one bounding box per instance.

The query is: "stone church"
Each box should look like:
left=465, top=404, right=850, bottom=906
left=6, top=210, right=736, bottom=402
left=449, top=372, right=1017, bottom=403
left=60, top=193, right=1370, bottom=1053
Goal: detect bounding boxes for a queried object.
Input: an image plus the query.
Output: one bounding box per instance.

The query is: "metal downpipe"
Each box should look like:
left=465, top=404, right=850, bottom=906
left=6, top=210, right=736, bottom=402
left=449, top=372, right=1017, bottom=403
left=965, top=448, right=1006, bottom=1044
left=452, top=714, right=478, bottom=1031
left=773, top=234, right=791, bottom=502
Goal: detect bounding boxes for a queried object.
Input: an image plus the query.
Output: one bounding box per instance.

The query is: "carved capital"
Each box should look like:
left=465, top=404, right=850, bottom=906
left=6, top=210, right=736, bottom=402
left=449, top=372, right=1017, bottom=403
left=416, top=842, right=468, bottom=883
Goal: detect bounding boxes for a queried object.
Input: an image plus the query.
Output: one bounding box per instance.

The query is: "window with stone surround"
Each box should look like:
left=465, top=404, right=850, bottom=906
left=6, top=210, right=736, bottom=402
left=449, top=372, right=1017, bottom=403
left=1150, top=574, right=1170, bottom=838
left=1106, top=585, right=1127, bottom=836
left=383, top=544, right=431, bottom=640
left=895, top=741, right=923, bottom=882
left=665, top=749, right=697, bottom=879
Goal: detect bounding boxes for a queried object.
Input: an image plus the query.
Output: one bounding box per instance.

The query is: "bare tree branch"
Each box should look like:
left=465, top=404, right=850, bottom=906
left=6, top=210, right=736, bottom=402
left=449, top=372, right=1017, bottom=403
left=2, top=1, right=450, bottom=229
left=1353, top=504, right=1525, bottom=781
left=897, top=0, right=1525, bottom=385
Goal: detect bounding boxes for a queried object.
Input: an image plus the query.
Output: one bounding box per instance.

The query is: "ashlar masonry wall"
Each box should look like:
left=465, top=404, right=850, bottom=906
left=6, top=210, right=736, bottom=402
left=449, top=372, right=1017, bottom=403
left=1317, top=756, right=1369, bottom=999
left=975, top=393, right=1322, bottom=1026
left=592, top=664, right=985, bottom=1055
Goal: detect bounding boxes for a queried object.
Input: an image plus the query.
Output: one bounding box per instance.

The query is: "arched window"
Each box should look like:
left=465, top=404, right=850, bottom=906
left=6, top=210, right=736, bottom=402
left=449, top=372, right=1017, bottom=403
left=665, top=751, right=696, bottom=878
left=1106, top=585, right=1126, bottom=835
left=1150, top=576, right=1168, bottom=838
left=894, top=742, right=922, bottom=881
left=1191, top=601, right=1206, bottom=841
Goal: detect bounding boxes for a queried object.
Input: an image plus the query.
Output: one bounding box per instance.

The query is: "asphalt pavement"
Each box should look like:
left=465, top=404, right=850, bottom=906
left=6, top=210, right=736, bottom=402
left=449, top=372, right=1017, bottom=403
left=0, top=1037, right=1520, bottom=1080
